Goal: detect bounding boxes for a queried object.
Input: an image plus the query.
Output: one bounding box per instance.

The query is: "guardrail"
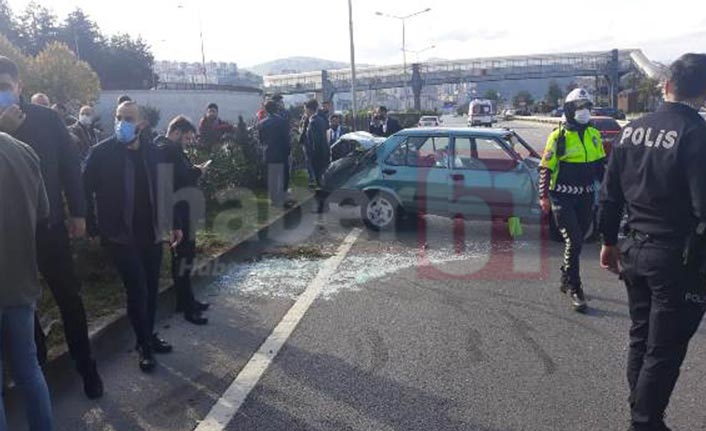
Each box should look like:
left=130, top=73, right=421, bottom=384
left=514, top=116, right=629, bottom=127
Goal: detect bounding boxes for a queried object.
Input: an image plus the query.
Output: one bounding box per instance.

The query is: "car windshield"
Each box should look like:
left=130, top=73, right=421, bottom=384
left=504, top=133, right=540, bottom=160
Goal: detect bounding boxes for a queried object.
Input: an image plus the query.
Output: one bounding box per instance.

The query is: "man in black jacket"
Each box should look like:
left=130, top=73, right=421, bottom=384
left=0, top=56, right=103, bottom=399
left=156, top=116, right=209, bottom=325
left=369, top=106, right=402, bottom=137
left=599, top=53, right=706, bottom=431
left=305, top=99, right=331, bottom=213
left=84, top=101, right=182, bottom=373
left=259, top=100, right=292, bottom=207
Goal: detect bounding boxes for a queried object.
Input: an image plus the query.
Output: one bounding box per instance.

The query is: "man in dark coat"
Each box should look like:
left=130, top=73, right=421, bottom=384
left=0, top=56, right=103, bottom=399
left=69, top=105, right=100, bottom=163
left=369, top=105, right=402, bottom=137
left=84, top=101, right=182, bottom=373
left=156, top=115, right=210, bottom=325
left=259, top=100, right=292, bottom=207
left=305, top=99, right=331, bottom=213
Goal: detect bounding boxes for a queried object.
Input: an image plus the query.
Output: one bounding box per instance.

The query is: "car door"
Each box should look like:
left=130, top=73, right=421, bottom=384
left=381, top=134, right=451, bottom=216
left=449, top=134, right=534, bottom=220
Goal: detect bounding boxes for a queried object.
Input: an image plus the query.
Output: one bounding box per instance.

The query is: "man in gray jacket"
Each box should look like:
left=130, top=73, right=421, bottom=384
left=0, top=132, right=53, bottom=430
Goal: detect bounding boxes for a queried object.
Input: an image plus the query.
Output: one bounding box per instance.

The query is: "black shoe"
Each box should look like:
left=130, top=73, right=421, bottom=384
left=138, top=345, right=157, bottom=373
left=184, top=310, right=208, bottom=325
left=569, top=287, right=587, bottom=312
left=80, top=361, right=104, bottom=399
left=151, top=334, right=173, bottom=354
left=193, top=300, right=210, bottom=312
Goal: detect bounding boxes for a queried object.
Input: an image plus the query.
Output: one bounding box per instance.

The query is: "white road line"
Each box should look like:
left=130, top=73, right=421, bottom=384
left=194, top=228, right=362, bottom=431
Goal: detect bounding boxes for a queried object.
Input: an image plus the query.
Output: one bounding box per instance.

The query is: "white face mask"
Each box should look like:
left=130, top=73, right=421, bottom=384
left=574, top=108, right=591, bottom=124
left=79, top=114, right=92, bottom=126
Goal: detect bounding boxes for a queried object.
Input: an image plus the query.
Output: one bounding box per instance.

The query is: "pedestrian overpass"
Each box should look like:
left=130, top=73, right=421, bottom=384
left=263, top=49, right=663, bottom=110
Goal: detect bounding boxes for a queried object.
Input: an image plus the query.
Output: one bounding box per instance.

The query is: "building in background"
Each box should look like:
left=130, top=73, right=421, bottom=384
left=154, top=61, right=263, bottom=89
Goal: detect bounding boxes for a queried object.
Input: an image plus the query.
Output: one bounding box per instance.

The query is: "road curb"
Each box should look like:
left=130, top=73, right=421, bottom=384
left=45, top=195, right=315, bottom=368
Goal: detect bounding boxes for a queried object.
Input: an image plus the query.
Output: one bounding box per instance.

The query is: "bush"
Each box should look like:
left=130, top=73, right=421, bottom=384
left=188, top=116, right=265, bottom=205
left=140, top=105, right=160, bottom=129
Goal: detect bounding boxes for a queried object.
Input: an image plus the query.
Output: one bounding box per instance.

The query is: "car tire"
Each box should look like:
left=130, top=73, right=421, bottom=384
left=361, top=191, right=400, bottom=231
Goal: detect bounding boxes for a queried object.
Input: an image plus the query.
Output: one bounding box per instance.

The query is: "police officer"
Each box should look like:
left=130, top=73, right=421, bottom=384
left=599, top=53, right=706, bottom=431
left=539, top=88, right=606, bottom=312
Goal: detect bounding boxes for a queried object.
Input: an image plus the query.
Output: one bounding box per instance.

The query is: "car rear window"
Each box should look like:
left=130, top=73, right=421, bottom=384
left=593, top=118, right=621, bottom=130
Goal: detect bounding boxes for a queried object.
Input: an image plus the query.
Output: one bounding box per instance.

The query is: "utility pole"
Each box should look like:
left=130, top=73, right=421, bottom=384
left=348, top=0, right=358, bottom=130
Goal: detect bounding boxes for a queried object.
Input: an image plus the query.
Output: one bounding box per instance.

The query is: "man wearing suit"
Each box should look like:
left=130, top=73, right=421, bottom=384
left=368, top=106, right=402, bottom=137
left=259, top=100, right=292, bottom=207
left=156, top=116, right=210, bottom=326
left=327, top=113, right=349, bottom=146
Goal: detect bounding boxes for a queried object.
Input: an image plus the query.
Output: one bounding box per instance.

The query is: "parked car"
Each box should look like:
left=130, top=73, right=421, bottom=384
left=502, top=109, right=516, bottom=120
left=551, top=107, right=564, bottom=118
left=591, top=116, right=622, bottom=156
left=418, top=116, right=442, bottom=127
left=330, top=131, right=386, bottom=162
left=591, top=106, right=626, bottom=120
left=515, top=108, right=532, bottom=116
left=322, top=127, right=546, bottom=230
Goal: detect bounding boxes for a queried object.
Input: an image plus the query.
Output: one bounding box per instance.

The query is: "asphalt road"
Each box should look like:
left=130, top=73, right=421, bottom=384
left=8, top=118, right=706, bottom=431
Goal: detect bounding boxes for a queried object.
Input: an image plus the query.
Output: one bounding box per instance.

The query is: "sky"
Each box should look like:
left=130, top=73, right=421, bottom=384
left=6, top=0, right=705, bottom=68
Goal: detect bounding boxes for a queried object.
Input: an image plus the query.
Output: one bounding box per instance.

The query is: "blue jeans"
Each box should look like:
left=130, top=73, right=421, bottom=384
left=0, top=305, right=53, bottom=431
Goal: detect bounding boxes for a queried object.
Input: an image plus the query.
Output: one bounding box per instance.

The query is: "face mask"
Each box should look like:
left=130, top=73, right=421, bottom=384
left=0, top=90, right=18, bottom=109
left=115, top=120, right=137, bottom=144
left=574, top=109, right=591, bottom=124
left=79, top=114, right=92, bottom=126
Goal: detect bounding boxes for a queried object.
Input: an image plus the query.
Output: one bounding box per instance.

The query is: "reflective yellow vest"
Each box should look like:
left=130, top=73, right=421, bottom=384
left=540, top=125, right=606, bottom=193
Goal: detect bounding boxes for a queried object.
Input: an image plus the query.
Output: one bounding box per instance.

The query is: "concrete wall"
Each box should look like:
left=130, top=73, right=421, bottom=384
left=95, top=90, right=263, bottom=134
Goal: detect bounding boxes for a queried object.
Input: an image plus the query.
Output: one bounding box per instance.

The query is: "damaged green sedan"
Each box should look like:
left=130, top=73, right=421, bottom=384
left=322, top=127, right=546, bottom=231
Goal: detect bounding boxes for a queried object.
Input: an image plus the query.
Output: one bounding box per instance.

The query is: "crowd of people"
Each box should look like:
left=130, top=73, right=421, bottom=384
left=0, top=55, right=217, bottom=429
left=0, top=53, right=388, bottom=429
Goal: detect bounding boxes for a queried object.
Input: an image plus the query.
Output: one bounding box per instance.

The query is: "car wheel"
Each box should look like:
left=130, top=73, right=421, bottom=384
left=362, top=191, right=399, bottom=231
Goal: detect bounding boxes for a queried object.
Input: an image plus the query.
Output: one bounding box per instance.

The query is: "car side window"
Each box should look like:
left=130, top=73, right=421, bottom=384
left=385, top=139, right=408, bottom=166
left=454, top=137, right=515, bottom=171
left=407, top=136, right=451, bottom=168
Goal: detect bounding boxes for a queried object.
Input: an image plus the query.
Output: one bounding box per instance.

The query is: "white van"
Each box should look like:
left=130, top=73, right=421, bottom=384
left=468, top=99, right=495, bottom=127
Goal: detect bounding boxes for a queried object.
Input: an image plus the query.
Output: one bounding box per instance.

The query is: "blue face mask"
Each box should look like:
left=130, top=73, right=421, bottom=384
left=115, top=121, right=137, bottom=144
left=0, top=90, right=18, bottom=109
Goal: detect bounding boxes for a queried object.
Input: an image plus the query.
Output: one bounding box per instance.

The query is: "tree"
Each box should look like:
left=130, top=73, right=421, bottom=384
left=140, top=105, right=161, bottom=129
left=483, top=89, right=500, bottom=101
left=545, top=80, right=563, bottom=109
left=30, top=42, right=100, bottom=104
left=15, top=2, right=58, bottom=56
left=513, top=91, right=534, bottom=109
left=0, top=0, right=18, bottom=43
left=58, top=9, right=105, bottom=64
left=100, top=34, right=155, bottom=90
left=4, top=5, right=155, bottom=91
left=0, top=33, right=31, bottom=79
left=637, top=76, right=662, bottom=112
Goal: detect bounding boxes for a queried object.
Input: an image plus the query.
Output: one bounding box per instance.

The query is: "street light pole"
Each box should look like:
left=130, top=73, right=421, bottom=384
left=178, top=3, right=208, bottom=85
left=375, top=8, right=431, bottom=111
left=197, top=8, right=208, bottom=85
left=348, top=0, right=358, bottom=130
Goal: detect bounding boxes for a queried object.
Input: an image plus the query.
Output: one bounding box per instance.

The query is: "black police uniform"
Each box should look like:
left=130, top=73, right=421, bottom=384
left=599, top=102, right=706, bottom=431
